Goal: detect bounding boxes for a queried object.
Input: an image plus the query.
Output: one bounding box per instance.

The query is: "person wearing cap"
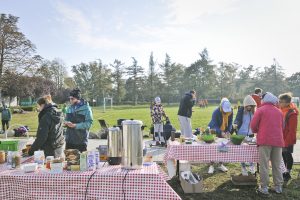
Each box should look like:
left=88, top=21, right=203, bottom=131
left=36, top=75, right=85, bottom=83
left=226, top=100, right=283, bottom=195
left=251, top=92, right=284, bottom=195
left=178, top=90, right=196, bottom=138
left=278, top=93, right=298, bottom=182
left=233, top=95, right=257, bottom=176
left=150, top=97, right=168, bottom=146
left=28, top=95, right=65, bottom=158
left=64, top=89, right=93, bottom=152
left=251, top=88, right=263, bottom=107
left=207, top=98, right=233, bottom=174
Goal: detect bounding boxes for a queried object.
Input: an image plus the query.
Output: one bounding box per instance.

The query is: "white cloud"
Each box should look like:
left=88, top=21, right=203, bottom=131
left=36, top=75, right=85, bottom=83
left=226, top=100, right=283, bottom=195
left=166, top=0, right=239, bottom=25
left=54, top=2, right=138, bottom=50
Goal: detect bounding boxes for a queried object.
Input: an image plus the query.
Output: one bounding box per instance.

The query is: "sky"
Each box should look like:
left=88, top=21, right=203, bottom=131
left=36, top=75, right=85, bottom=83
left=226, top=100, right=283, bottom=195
left=1, top=0, right=300, bottom=76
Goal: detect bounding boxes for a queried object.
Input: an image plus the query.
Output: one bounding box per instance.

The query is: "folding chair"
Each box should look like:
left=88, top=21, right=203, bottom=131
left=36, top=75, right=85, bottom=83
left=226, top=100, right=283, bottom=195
left=98, top=119, right=109, bottom=139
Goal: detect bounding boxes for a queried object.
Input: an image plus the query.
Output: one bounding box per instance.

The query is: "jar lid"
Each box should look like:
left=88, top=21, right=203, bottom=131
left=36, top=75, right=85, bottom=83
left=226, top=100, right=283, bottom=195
left=122, top=120, right=143, bottom=126
left=108, top=127, right=120, bottom=132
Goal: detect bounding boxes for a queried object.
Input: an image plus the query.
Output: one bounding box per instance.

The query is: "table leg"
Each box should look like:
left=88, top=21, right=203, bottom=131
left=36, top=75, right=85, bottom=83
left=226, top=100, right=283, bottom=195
left=176, top=160, right=179, bottom=178
left=255, top=163, right=259, bottom=177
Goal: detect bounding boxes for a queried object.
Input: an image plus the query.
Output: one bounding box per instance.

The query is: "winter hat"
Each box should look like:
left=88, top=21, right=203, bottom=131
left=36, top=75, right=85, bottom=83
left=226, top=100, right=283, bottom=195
left=220, top=98, right=232, bottom=113
left=262, top=92, right=278, bottom=105
left=154, top=97, right=161, bottom=104
left=70, top=89, right=81, bottom=100
left=243, top=95, right=257, bottom=107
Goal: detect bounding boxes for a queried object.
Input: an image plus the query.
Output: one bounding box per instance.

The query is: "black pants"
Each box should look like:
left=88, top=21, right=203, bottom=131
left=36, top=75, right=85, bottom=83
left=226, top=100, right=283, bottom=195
left=66, top=143, right=87, bottom=153
left=1, top=120, right=9, bottom=131
left=282, top=145, right=294, bottom=171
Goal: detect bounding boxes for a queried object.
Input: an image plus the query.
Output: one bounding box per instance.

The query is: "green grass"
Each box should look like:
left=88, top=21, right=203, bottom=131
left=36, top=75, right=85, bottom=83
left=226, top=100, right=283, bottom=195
left=161, top=163, right=300, bottom=200
left=9, top=105, right=300, bottom=138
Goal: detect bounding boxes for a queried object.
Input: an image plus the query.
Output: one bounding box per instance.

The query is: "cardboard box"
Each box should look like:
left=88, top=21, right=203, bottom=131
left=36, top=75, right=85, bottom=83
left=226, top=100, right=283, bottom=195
left=180, top=172, right=203, bottom=193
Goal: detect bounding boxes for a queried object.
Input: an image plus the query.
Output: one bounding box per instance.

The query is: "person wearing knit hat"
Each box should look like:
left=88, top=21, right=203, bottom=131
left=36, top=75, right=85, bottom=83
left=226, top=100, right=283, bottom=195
left=261, top=92, right=279, bottom=105
left=151, top=96, right=168, bottom=146
left=251, top=91, right=284, bottom=195
left=64, top=88, right=93, bottom=152
left=233, top=95, right=257, bottom=176
left=207, top=98, right=233, bottom=174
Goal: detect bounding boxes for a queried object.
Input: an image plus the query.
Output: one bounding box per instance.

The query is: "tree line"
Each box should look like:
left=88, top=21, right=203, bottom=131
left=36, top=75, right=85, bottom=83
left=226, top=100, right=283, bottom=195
left=1, top=14, right=300, bottom=106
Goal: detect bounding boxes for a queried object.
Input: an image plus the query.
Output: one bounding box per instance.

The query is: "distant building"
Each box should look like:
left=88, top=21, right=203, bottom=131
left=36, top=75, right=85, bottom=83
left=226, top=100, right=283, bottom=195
left=0, top=93, right=18, bottom=107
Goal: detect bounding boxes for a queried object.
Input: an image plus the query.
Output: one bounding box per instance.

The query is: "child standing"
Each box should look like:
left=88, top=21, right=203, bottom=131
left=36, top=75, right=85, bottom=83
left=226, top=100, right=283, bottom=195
left=151, top=97, right=168, bottom=146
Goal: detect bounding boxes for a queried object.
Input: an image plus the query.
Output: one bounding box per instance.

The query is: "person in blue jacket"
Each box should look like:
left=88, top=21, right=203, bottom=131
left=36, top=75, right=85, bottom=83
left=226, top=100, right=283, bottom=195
left=207, top=98, right=233, bottom=174
left=233, top=95, right=257, bottom=175
left=64, top=89, right=93, bottom=152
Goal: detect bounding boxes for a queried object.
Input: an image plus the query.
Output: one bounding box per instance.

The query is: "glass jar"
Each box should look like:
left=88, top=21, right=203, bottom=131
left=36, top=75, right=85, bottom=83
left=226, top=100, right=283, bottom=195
left=0, top=151, right=5, bottom=164
left=45, top=156, right=54, bottom=169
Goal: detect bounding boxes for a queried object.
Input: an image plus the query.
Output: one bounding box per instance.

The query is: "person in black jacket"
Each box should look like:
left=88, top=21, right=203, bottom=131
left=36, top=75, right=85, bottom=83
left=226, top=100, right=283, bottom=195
left=28, top=95, right=65, bottom=158
left=178, top=90, right=196, bottom=138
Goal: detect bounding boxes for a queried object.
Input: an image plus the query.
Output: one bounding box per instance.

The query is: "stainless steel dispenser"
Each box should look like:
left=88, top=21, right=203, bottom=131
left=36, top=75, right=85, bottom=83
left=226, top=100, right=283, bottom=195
left=121, top=120, right=143, bottom=169
left=107, top=127, right=122, bottom=165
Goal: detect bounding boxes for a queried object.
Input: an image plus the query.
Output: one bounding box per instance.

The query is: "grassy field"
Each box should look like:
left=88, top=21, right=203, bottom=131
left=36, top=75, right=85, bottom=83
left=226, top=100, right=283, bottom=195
left=9, top=104, right=300, bottom=138
left=161, top=163, right=300, bottom=200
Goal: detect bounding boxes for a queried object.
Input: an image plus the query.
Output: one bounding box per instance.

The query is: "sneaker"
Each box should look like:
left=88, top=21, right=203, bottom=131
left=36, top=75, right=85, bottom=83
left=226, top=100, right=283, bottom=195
left=208, top=165, right=214, bottom=174
left=249, top=165, right=256, bottom=175
left=155, top=141, right=160, bottom=146
left=241, top=166, right=248, bottom=176
left=274, top=185, right=282, bottom=194
left=160, top=142, right=166, bottom=147
left=218, top=164, right=228, bottom=172
left=257, top=186, right=269, bottom=195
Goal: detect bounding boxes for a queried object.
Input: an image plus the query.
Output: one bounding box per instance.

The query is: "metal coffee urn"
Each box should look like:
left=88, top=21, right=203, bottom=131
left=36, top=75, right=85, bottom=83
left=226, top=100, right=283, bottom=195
left=121, top=120, right=143, bottom=169
left=107, top=127, right=122, bottom=165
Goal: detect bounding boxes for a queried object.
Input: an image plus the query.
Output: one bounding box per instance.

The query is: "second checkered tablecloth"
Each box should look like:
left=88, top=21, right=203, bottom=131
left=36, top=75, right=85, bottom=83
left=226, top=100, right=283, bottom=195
left=164, top=142, right=259, bottom=163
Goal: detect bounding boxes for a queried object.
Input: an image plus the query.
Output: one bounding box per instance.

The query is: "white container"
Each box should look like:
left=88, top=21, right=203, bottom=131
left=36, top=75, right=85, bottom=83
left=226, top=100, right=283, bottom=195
left=50, top=162, right=63, bottom=174
left=22, top=163, right=38, bottom=173
left=80, top=152, right=87, bottom=171
left=34, top=150, right=45, bottom=165
left=87, top=151, right=96, bottom=171
left=179, top=160, right=191, bottom=172
left=94, top=151, right=100, bottom=169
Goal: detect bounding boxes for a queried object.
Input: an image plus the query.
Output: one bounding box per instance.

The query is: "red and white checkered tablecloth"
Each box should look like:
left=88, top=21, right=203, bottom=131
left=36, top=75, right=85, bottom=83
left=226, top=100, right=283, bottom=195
left=164, top=141, right=287, bottom=173
left=164, top=141, right=259, bottom=163
left=0, top=161, right=181, bottom=200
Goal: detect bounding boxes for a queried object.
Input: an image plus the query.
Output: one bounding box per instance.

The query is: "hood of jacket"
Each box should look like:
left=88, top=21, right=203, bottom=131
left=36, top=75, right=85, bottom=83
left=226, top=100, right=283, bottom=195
left=39, top=104, right=62, bottom=123
left=262, top=92, right=278, bottom=105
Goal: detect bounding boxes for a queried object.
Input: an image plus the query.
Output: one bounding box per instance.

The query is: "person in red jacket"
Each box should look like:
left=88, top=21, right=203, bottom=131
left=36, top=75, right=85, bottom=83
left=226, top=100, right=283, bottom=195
left=250, top=92, right=284, bottom=195
left=278, top=93, right=299, bottom=182
left=251, top=88, right=263, bottom=107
